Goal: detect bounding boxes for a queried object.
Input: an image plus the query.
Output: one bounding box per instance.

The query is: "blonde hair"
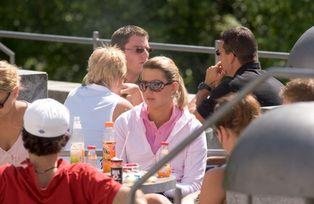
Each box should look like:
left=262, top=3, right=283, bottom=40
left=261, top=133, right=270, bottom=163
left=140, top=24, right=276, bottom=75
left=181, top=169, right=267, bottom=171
left=0, top=60, right=20, bottom=92
left=86, top=46, right=127, bottom=87
left=142, top=56, right=188, bottom=109
left=281, top=78, right=314, bottom=103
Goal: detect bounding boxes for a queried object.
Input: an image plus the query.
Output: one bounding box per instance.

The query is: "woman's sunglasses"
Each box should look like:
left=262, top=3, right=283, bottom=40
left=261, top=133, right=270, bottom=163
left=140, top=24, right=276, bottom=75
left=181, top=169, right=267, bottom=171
left=125, top=47, right=153, bottom=54
left=0, top=92, right=11, bottom=108
left=138, top=80, right=173, bottom=92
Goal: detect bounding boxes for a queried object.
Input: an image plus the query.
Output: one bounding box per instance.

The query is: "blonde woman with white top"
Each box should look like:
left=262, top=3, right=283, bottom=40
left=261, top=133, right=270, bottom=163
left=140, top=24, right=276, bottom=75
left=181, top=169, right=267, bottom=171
left=64, top=46, right=133, bottom=149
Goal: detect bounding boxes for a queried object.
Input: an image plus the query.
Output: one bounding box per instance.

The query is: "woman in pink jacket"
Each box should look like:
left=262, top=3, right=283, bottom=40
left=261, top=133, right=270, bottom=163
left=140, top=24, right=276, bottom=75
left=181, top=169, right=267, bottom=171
left=115, top=56, right=207, bottom=198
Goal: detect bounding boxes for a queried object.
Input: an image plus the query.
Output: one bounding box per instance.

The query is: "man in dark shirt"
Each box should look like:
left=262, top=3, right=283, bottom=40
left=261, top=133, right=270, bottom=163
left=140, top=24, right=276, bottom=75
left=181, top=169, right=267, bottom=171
left=195, top=26, right=283, bottom=122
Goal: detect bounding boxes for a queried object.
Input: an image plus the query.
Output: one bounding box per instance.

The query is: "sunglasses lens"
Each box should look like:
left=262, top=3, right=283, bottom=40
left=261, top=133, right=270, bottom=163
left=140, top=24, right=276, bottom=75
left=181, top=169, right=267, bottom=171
left=135, top=48, right=145, bottom=54
left=135, top=48, right=152, bottom=54
left=150, top=81, right=164, bottom=92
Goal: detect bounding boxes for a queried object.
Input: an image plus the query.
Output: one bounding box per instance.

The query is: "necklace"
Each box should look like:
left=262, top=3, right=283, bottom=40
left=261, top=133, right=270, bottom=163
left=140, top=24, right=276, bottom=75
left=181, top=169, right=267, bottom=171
left=35, top=166, right=57, bottom=174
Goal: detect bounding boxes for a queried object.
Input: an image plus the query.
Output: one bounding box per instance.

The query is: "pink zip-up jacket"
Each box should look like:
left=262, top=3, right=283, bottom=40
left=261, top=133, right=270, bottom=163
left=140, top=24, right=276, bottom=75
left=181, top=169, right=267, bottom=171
left=114, top=103, right=207, bottom=197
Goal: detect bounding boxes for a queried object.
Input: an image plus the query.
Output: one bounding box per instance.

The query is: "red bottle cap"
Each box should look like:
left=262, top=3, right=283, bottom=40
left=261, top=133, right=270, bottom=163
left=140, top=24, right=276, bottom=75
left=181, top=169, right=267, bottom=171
left=87, top=145, right=96, bottom=150
left=161, top=141, right=169, bottom=145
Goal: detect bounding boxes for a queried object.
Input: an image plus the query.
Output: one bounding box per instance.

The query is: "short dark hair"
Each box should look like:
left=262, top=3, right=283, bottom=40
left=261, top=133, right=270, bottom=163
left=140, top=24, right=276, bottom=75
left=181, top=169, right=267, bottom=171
left=111, top=25, right=149, bottom=50
left=221, top=26, right=258, bottom=64
left=22, top=129, right=69, bottom=156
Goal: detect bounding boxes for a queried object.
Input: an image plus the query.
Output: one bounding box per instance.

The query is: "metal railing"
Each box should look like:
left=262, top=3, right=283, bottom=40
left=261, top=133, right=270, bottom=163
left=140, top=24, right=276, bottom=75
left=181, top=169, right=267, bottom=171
left=0, top=42, right=15, bottom=64
left=0, top=30, right=289, bottom=64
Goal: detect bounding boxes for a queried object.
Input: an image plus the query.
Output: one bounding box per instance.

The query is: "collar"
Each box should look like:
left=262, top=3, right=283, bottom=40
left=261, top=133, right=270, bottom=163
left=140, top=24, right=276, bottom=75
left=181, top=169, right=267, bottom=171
left=140, top=103, right=181, bottom=128
left=234, top=61, right=261, bottom=76
left=86, top=83, right=111, bottom=92
left=21, top=158, right=67, bottom=174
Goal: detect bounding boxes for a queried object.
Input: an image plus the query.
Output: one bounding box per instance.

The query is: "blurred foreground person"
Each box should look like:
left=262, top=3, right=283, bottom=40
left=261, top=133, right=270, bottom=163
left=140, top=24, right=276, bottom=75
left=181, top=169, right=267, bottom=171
left=281, top=78, right=314, bottom=104
left=198, top=94, right=261, bottom=204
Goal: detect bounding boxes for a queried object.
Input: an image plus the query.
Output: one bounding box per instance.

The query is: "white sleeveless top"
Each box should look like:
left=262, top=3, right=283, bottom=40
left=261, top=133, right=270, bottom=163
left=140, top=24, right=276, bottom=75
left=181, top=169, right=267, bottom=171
left=64, top=84, right=122, bottom=149
left=0, top=133, right=28, bottom=166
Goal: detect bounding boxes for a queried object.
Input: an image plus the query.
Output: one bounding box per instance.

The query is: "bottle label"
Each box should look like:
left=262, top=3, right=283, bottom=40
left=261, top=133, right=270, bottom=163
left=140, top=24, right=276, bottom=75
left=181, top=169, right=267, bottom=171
left=103, top=141, right=116, bottom=173
left=70, top=143, right=84, bottom=164
left=111, top=167, right=123, bottom=184
left=157, top=163, right=171, bottom=178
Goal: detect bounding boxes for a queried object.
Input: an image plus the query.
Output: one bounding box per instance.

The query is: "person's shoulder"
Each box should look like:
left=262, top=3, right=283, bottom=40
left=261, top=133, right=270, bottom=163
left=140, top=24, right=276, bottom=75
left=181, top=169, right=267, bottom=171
left=117, top=103, right=142, bottom=119
left=113, top=98, right=133, bottom=121
left=203, top=166, right=225, bottom=185
left=183, top=109, right=202, bottom=126
left=0, top=163, right=16, bottom=175
left=116, top=97, right=133, bottom=110
left=64, top=85, right=85, bottom=103
left=68, top=85, right=84, bottom=95
left=15, top=100, right=28, bottom=117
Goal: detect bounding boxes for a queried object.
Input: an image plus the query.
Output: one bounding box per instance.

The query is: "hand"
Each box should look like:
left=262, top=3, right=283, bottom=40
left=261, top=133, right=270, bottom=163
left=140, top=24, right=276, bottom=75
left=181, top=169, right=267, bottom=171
left=188, top=95, right=197, bottom=113
left=120, top=83, right=144, bottom=106
left=204, top=61, right=225, bottom=88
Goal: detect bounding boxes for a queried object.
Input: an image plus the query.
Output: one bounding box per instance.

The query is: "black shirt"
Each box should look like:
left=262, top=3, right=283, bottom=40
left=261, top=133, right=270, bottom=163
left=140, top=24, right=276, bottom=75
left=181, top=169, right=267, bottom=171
left=197, top=62, right=284, bottom=119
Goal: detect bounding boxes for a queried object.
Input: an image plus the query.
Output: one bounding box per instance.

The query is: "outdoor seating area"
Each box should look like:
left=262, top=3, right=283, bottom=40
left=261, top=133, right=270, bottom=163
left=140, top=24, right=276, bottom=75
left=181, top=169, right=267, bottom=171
left=1, top=22, right=314, bottom=204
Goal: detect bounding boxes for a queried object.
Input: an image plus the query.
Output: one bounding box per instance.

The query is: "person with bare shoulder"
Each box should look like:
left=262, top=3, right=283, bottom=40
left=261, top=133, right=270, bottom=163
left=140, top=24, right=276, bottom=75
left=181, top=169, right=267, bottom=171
left=0, top=61, right=28, bottom=166
left=64, top=46, right=132, bottom=149
left=0, top=98, right=146, bottom=204
left=198, top=93, right=261, bottom=204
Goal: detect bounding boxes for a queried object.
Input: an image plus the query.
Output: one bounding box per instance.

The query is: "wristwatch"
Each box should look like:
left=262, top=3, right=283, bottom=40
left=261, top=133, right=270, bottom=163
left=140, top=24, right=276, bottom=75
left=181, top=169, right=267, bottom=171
left=197, top=82, right=212, bottom=91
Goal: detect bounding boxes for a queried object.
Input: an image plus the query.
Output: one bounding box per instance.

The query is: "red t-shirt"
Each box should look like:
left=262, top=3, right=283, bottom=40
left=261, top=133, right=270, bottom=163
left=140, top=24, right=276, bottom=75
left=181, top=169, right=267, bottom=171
left=0, top=159, right=121, bottom=204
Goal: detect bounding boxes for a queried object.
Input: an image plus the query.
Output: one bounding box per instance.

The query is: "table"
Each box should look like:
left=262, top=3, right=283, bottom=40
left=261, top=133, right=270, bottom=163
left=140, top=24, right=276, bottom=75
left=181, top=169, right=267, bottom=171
left=135, top=175, right=176, bottom=194
left=59, top=151, right=177, bottom=193
left=109, top=171, right=176, bottom=194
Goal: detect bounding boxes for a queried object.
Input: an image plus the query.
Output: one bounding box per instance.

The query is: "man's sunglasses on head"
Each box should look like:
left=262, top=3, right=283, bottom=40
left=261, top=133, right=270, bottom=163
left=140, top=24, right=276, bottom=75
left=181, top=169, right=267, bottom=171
left=125, top=47, right=153, bottom=54
left=138, top=80, right=174, bottom=92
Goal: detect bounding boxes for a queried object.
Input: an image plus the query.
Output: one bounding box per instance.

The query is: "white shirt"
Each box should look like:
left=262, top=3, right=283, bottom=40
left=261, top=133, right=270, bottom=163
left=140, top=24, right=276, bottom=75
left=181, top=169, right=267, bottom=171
left=0, top=134, right=28, bottom=166
left=115, top=104, right=207, bottom=197
left=64, top=84, right=123, bottom=149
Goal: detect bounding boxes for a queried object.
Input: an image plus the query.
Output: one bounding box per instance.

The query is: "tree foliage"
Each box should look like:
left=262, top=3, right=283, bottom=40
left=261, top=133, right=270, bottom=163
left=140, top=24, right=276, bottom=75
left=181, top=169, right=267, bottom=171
left=0, top=0, right=313, bottom=92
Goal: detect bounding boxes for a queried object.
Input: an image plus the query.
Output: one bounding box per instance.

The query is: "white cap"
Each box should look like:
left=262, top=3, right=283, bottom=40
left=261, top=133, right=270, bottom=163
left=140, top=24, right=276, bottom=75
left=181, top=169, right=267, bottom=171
left=24, top=98, right=70, bottom=138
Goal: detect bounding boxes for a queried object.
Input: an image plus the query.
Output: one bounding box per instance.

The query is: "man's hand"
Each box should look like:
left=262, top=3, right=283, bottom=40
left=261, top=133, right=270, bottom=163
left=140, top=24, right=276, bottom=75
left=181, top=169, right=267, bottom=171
left=120, top=83, right=144, bottom=106
left=204, top=61, right=225, bottom=88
